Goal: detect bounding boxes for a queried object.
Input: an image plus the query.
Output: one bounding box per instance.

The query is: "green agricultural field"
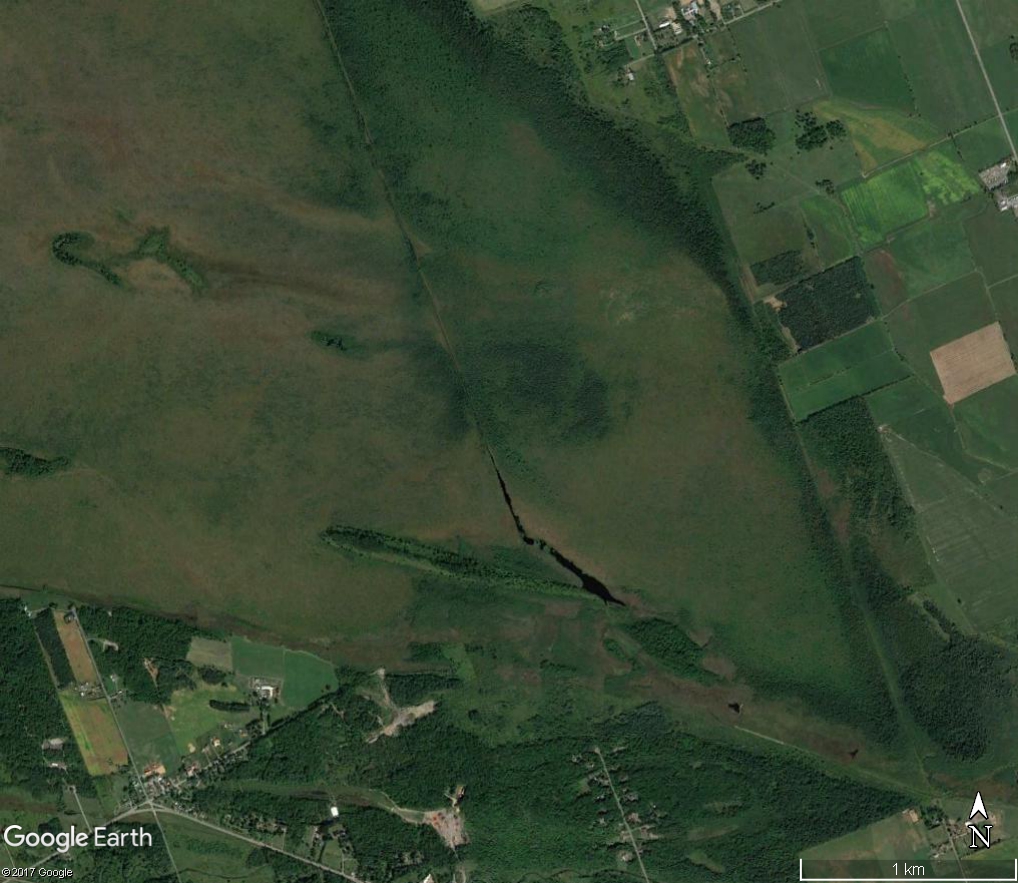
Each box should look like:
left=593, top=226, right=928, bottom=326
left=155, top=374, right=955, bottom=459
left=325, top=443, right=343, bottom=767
left=841, top=161, right=928, bottom=248
left=954, top=115, right=1016, bottom=172
left=231, top=637, right=333, bottom=707
left=729, top=0, right=827, bottom=116
left=882, top=208, right=977, bottom=299
left=885, top=272, right=997, bottom=389
left=890, top=1, right=994, bottom=134
left=704, top=28, right=738, bottom=65
left=814, top=98, right=939, bottom=172
left=959, top=0, right=1018, bottom=113
left=865, top=249, right=910, bottom=313
left=116, top=702, right=180, bottom=773
left=802, top=0, right=884, bottom=48
left=884, top=393, right=1004, bottom=484
left=912, top=143, right=982, bottom=207
left=880, top=0, right=918, bottom=19
left=779, top=321, right=911, bottom=420
left=955, top=375, right=1018, bottom=470
left=866, top=375, right=942, bottom=427
left=991, top=275, right=1018, bottom=342
left=967, top=203, right=1018, bottom=284
left=820, top=28, right=915, bottom=114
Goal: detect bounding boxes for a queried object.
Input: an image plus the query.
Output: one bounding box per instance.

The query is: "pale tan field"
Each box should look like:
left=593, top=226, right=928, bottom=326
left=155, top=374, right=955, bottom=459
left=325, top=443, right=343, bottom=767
left=54, top=613, right=99, bottom=684
left=931, top=321, right=1015, bottom=404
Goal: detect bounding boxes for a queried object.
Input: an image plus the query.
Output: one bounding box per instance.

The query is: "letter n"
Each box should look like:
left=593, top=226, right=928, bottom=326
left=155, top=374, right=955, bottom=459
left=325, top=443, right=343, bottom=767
left=969, top=824, right=993, bottom=849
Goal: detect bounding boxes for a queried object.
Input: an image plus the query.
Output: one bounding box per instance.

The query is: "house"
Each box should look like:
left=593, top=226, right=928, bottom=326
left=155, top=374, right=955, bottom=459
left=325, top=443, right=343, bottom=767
left=995, top=190, right=1018, bottom=213
left=979, top=158, right=1014, bottom=191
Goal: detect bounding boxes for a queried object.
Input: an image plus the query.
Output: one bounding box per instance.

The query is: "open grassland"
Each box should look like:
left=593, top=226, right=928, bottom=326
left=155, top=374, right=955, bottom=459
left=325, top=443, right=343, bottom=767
left=819, top=28, right=915, bottom=114
left=0, top=0, right=954, bottom=782
left=801, top=195, right=857, bottom=266
left=729, top=0, right=827, bottom=116
left=58, top=691, right=129, bottom=776
left=0, top=0, right=521, bottom=643
left=815, top=99, right=938, bottom=172
left=803, top=809, right=933, bottom=868
left=664, top=43, right=728, bottom=145
left=165, top=686, right=254, bottom=756
left=282, top=651, right=336, bottom=707
left=159, top=813, right=273, bottom=883
left=327, top=0, right=898, bottom=722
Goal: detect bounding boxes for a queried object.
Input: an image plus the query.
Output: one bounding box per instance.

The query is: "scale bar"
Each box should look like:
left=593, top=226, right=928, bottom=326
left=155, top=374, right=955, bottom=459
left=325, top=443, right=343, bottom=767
left=800, top=858, right=1018, bottom=882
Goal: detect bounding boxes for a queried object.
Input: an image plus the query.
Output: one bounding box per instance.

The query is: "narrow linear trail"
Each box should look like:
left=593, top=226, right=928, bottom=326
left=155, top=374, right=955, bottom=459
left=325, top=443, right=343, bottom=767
left=593, top=747, right=652, bottom=883
left=309, top=0, right=618, bottom=603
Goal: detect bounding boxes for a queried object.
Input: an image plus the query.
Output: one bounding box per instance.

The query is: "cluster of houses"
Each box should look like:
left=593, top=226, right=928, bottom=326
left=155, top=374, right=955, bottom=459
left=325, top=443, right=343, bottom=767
left=978, top=157, right=1018, bottom=214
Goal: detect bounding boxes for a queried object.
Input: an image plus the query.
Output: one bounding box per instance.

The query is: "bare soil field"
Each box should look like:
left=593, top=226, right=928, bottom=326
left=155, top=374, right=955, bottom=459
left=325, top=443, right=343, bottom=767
left=54, top=613, right=99, bottom=684
left=931, top=322, right=1015, bottom=403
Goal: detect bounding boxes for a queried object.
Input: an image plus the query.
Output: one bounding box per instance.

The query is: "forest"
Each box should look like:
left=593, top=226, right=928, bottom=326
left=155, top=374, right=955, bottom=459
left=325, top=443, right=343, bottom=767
left=0, top=600, right=90, bottom=796
left=77, top=606, right=204, bottom=704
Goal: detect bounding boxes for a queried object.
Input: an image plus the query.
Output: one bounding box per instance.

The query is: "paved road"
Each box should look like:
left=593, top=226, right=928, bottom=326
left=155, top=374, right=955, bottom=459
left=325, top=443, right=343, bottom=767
left=143, top=805, right=368, bottom=883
